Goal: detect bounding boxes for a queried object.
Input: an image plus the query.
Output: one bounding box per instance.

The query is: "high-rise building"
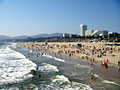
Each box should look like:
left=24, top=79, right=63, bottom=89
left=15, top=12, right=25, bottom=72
left=80, top=24, right=87, bottom=36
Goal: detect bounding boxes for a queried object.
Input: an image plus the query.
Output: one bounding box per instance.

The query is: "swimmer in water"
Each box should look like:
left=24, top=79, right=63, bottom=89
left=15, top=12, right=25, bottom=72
left=39, top=74, right=41, bottom=78
left=36, top=66, right=39, bottom=71
left=91, top=73, right=94, bottom=80
left=41, top=53, right=43, bottom=56
left=31, top=70, right=36, bottom=74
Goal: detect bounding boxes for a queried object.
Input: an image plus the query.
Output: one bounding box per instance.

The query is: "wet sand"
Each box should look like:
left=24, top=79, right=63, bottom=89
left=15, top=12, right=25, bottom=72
left=47, top=51, right=120, bottom=89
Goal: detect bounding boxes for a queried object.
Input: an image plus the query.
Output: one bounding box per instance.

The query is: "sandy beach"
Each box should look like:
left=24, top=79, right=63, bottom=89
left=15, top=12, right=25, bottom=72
left=17, top=42, right=120, bottom=67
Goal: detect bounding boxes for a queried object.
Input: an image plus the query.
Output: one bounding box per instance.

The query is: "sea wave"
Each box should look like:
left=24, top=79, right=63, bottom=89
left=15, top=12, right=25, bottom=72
left=17, top=75, right=93, bottom=90
left=102, top=80, right=119, bottom=86
left=38, top=75, right=93, bottom=90
left=0, top=46, right=36, bottom=85
left=37, top=63, right=59, bottom=74
left=42, top=53, right=65, bottom=62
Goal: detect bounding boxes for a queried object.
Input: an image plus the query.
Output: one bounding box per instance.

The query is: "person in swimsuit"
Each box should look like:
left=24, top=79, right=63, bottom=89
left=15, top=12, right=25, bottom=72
left=91, top=73, right=94, bottom=80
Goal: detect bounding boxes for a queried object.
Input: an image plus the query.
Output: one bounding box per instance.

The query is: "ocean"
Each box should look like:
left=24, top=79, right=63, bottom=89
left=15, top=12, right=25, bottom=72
left=0, top=42, right=119, bottom=90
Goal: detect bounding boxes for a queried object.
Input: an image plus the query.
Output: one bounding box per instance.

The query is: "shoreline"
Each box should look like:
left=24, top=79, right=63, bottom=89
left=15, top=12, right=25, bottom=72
left=16, top=42, right=120, bottom=86
left=17, top=42, right=120, bottom=68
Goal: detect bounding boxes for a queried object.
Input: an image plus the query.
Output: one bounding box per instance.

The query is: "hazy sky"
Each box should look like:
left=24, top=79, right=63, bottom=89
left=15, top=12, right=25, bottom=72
left=0, top=0, right=120, bottom=36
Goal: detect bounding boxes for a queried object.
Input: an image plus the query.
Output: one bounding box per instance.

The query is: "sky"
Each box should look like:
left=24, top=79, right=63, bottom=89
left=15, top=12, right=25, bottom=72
left=0, top=0, right=120, bottom=36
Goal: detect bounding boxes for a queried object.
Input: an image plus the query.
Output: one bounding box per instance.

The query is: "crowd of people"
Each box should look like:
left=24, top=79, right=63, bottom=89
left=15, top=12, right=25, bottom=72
left=18, top=42, right=120, bottom=70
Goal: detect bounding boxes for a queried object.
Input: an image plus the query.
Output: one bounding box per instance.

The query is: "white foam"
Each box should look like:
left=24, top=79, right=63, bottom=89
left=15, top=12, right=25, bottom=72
left=20, top=84, right=39, bottom=90
left=0, top=87, right=19, bottom=90
left=94, top=74, right=98, bottom=78
left=44, top=75, right=93, bottom=90
left=54, top=57, right=65, bottom=62
left=0, top=46, right=36, bottom=85
left=0, top=52, right=26, bottom=60
left=51, top=75, right=70, bottom=83
left=9, top=43, right=17, bottom=48
left=42, top=54, right=65, bottom=62
left=38, top=63, right=59, bottom=74
left=73, top=64, right=93, bottom=73
left=74, top=64, right=92, bottom=69
left=42, top=54, right=53, bottom=58
left=1, top=84, right=38, bottom=90
left=30, top=50, right=33, bottom=53
left=102, top=80, right=119, bottom=86
left=0, top=47, right=14, bottom=54
left=28, top=84, right=39, bottom=90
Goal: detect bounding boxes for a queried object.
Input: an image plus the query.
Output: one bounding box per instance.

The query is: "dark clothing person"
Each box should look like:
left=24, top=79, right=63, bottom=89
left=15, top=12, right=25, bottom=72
left=104, top=63, right=108, bottom=68
left=91, top=73, right=94, bottom=80
left=39, top=74, right=41, bottom=78
left=36, top=66, right=39, bottom=70
left=31, top=70, right=36, bottom=74
left=118, top=61, right=120, bottom=70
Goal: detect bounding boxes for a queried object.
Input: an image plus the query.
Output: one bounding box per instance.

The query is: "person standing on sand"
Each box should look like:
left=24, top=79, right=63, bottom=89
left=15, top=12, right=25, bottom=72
left=107, top=59, right=109, bottom=63
left=90, top=59, right=93, bottom=65
left=54, top=53, right=56, bottom=57
left=104, top=61, right=108, bottom=68
left=69, top=53, right=71, bottom=57
left=101, top=60, right=103, bottom=66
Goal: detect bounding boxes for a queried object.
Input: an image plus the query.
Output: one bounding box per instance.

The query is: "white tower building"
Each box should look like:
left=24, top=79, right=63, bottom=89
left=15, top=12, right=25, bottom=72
left=80, top=24, right=87, bottom=36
